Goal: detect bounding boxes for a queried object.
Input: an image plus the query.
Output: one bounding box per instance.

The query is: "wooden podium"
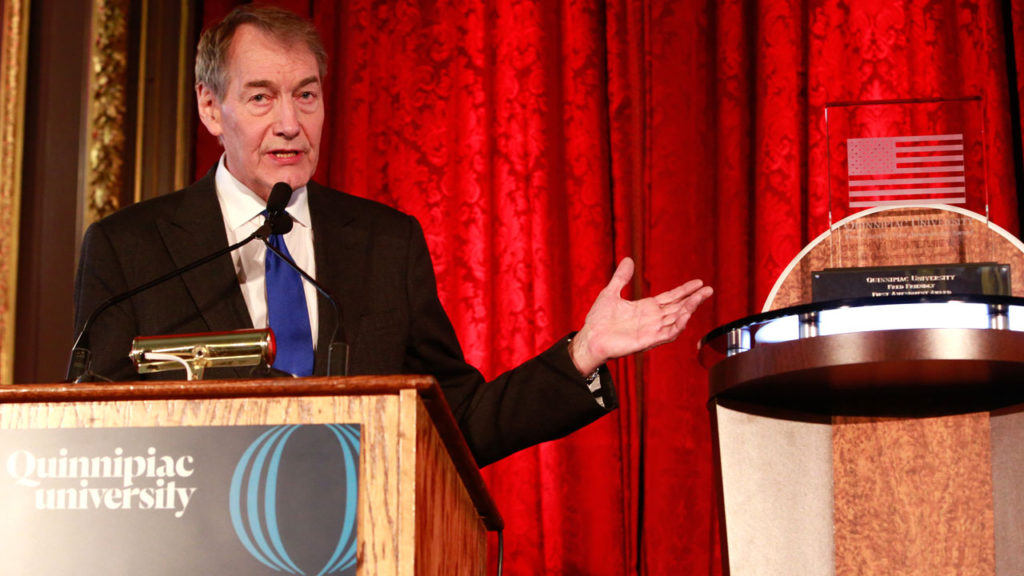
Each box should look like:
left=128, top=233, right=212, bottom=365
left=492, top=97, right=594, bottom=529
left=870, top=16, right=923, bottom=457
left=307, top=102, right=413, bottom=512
left=701, top=207, right=1024, bottom=575
left=0, top=375, right=501, bottom=575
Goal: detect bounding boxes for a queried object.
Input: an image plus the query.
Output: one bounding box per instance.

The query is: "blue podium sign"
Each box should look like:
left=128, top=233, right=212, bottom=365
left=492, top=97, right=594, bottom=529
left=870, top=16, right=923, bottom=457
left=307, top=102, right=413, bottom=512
left=0, top=424, right=360, bottom=575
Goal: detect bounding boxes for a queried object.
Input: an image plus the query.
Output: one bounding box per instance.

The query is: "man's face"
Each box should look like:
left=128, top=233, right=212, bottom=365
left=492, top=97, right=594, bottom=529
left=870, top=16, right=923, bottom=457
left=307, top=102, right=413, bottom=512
left=196, top=25, right=324, bottom=200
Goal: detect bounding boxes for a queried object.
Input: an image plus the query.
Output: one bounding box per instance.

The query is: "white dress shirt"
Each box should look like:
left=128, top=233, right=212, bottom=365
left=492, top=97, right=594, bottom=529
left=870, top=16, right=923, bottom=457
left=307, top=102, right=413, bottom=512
left=213, top=157, right=319, bottom=349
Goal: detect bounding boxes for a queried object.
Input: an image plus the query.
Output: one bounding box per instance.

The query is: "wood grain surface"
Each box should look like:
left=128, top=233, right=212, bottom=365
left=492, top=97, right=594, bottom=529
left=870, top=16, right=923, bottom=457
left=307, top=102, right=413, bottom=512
left=0, top=377, right=493, bottom=575
left=768, top=206, right=1024, bottom=310
left=833, top=413, right=995, bottom=575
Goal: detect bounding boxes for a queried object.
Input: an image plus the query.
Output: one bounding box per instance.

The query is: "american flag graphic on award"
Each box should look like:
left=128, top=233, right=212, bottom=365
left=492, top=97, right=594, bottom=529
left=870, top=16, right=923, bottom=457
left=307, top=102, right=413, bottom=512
left=846, top=134, right=966, bottom=208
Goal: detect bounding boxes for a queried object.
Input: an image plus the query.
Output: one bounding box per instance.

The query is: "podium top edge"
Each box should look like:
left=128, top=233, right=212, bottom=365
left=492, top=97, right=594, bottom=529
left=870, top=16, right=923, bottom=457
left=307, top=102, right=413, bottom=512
left=0, top=374, right=439, bottom=403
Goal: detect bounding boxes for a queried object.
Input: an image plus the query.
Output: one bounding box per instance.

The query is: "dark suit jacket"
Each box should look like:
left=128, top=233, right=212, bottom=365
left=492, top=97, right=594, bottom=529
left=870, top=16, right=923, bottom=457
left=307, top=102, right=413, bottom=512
left=73, top=172, right=616, bottom=465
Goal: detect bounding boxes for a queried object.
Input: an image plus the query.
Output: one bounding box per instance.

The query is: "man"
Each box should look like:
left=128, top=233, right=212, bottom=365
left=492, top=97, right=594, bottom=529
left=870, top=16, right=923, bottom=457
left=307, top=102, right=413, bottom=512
left=73, top=6, right=713, bottom=466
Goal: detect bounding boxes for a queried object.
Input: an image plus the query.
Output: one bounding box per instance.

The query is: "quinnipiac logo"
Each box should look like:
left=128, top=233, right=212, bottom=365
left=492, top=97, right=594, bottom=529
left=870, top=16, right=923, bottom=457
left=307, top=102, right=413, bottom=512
left=229, top=424, right=360, bottom=576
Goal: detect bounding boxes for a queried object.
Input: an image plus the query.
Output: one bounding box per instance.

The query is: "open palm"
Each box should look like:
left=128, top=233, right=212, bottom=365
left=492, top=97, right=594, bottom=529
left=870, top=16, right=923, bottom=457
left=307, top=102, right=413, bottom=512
left=570, top=258, right=714, bottom=375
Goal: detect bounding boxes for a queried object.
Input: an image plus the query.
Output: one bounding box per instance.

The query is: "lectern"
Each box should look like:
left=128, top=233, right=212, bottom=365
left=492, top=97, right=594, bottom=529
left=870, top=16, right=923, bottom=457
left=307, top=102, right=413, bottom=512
left=702, top=295, right=1024, bottom=575
left=700, top=98, right=1024, bottom=575
left=701, top=207, right=1024, bottom=575
left=700, top=197, right=1024, bottom=575
left=0, top=376, right=500, bottom=575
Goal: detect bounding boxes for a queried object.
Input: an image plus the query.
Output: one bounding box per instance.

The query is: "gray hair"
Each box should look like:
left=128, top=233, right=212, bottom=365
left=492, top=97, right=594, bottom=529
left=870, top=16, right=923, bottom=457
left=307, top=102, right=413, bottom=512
left=195, top=5, right=327, bottom=99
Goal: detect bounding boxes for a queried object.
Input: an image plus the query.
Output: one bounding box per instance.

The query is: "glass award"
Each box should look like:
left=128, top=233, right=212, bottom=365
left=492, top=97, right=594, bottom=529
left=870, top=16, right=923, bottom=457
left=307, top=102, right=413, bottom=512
left=818, top=97, right=999, bottom=298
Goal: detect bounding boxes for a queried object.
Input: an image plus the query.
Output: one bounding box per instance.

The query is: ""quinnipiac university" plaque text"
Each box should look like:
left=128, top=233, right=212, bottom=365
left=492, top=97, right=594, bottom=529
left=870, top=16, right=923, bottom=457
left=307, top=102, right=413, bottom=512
left=812, top=262, right=1010, bottom=301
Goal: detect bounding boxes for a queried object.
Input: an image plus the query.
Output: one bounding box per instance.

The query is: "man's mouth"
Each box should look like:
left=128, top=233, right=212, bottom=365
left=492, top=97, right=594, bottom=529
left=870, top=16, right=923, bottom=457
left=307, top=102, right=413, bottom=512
left=271, top=151, right=300, bottom=159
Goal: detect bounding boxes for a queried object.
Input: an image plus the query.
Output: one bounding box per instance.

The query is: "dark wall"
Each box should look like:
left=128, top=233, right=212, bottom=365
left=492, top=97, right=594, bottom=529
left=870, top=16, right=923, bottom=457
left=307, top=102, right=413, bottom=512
left=15, top=0, right=92, bottom=383
left=14, top=2, right=197, bottom=383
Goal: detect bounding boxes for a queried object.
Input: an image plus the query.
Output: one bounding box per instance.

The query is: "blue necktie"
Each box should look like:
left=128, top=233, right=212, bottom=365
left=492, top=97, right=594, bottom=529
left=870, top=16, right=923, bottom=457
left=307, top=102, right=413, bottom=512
left=265, top=215, right=314, bottom=376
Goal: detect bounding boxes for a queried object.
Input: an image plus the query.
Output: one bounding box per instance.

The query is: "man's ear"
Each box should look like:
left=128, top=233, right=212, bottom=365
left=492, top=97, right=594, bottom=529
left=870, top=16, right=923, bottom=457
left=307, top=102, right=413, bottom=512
left=196, top=83, right=223, bottom=138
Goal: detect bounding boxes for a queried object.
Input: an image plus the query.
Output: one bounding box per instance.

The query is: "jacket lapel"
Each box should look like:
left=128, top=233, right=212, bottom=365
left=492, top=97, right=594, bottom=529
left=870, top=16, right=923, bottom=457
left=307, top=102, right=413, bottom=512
left=155, top=173, right=254, bottom=347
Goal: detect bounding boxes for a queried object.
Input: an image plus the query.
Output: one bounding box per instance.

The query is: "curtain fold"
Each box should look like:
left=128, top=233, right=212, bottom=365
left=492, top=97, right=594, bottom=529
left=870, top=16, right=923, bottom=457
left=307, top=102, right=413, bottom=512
left=194, top=1, right=1021, bottom=573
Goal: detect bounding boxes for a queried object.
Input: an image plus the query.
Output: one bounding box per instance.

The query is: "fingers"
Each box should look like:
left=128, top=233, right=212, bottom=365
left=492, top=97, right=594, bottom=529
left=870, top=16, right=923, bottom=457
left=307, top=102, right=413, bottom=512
left=604, top=257, right=635, bottom=295
left=605, top=258, right=708, bottom=307
left=662, top=287, right=713, bottom=317
left=653, top=279, right=710, bottom=308
left=682, top=285, right=714, bottom=311
left=652, top=285, right=713, bottom=333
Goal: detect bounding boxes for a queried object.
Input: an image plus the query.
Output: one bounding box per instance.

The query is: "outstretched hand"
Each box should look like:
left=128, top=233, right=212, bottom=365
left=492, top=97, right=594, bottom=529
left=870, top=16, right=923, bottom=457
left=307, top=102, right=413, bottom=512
left=569, top=257, right=714, bottom=376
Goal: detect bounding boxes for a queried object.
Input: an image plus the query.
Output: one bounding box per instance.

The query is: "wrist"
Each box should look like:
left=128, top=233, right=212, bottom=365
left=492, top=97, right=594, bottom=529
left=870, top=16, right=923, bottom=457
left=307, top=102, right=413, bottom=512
left=568, top=330, right=603, bottom=377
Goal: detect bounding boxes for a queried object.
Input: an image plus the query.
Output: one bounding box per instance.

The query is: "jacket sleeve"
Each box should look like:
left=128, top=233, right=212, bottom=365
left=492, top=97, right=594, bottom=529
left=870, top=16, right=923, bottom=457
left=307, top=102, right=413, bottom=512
left=398, top=217, right=617, bottom=466
left=72, top=221, right=141, bottom=381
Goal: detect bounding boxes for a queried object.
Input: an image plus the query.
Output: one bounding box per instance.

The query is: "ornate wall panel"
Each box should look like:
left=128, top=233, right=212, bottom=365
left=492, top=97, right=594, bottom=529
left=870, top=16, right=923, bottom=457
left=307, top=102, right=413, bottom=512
left=82, top=0, right=195, bottom=229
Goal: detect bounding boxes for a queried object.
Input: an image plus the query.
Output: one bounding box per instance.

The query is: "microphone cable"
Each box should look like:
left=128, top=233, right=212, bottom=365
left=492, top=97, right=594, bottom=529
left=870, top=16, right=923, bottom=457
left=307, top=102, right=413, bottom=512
left=496, top=529, right=504, bottom=576
left=261, top=234, right=348, bottom=376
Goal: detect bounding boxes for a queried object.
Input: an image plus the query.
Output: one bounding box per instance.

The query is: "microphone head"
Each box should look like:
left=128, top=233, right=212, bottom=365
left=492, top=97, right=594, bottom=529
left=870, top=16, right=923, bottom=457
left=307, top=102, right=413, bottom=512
left=270, top=213, right=294, bottom=235
left=267, top=182, right=293, bottom=214
left=266, top=182, right=295, bottom=236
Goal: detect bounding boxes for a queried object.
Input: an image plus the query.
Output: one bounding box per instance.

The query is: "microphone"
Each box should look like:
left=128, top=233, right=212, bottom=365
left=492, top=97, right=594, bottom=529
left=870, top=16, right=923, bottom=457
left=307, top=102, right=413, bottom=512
left=255, top=181, right=294, bottom=237
left=66, top=182, right=299, bottom=383
left=261, top=183, right=349, bottom=376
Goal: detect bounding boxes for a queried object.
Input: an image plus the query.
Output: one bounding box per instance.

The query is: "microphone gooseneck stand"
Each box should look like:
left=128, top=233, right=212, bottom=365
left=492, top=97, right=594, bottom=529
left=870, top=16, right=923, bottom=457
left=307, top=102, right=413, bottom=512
left=66, top=183, right=297, bottom=382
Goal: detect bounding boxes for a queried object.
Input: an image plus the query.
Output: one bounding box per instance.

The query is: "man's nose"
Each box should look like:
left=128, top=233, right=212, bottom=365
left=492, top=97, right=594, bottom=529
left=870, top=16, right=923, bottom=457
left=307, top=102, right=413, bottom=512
left=274, top=99, right=301, bottom=138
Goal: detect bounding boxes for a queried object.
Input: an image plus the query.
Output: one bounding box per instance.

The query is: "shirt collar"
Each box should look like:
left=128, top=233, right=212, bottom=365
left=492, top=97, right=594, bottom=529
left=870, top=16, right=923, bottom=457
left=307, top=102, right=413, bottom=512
left=214, top=155, right=312, bottom=231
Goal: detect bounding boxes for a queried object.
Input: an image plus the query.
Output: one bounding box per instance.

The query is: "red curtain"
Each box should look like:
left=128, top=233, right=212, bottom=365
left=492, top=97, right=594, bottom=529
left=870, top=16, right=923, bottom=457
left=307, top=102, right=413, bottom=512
left=196, top=1, right=1021, bottom=574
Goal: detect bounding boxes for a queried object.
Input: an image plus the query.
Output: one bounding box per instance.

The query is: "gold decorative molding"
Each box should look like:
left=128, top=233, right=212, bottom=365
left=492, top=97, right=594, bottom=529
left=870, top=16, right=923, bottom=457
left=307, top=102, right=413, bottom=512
left=83, top=0, right=130, bottom=225
left=0, top=0, right=30, bottom=384
left=173, top=2, right=192, bottom=192
left=132, top=0, right=147, bottom=205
